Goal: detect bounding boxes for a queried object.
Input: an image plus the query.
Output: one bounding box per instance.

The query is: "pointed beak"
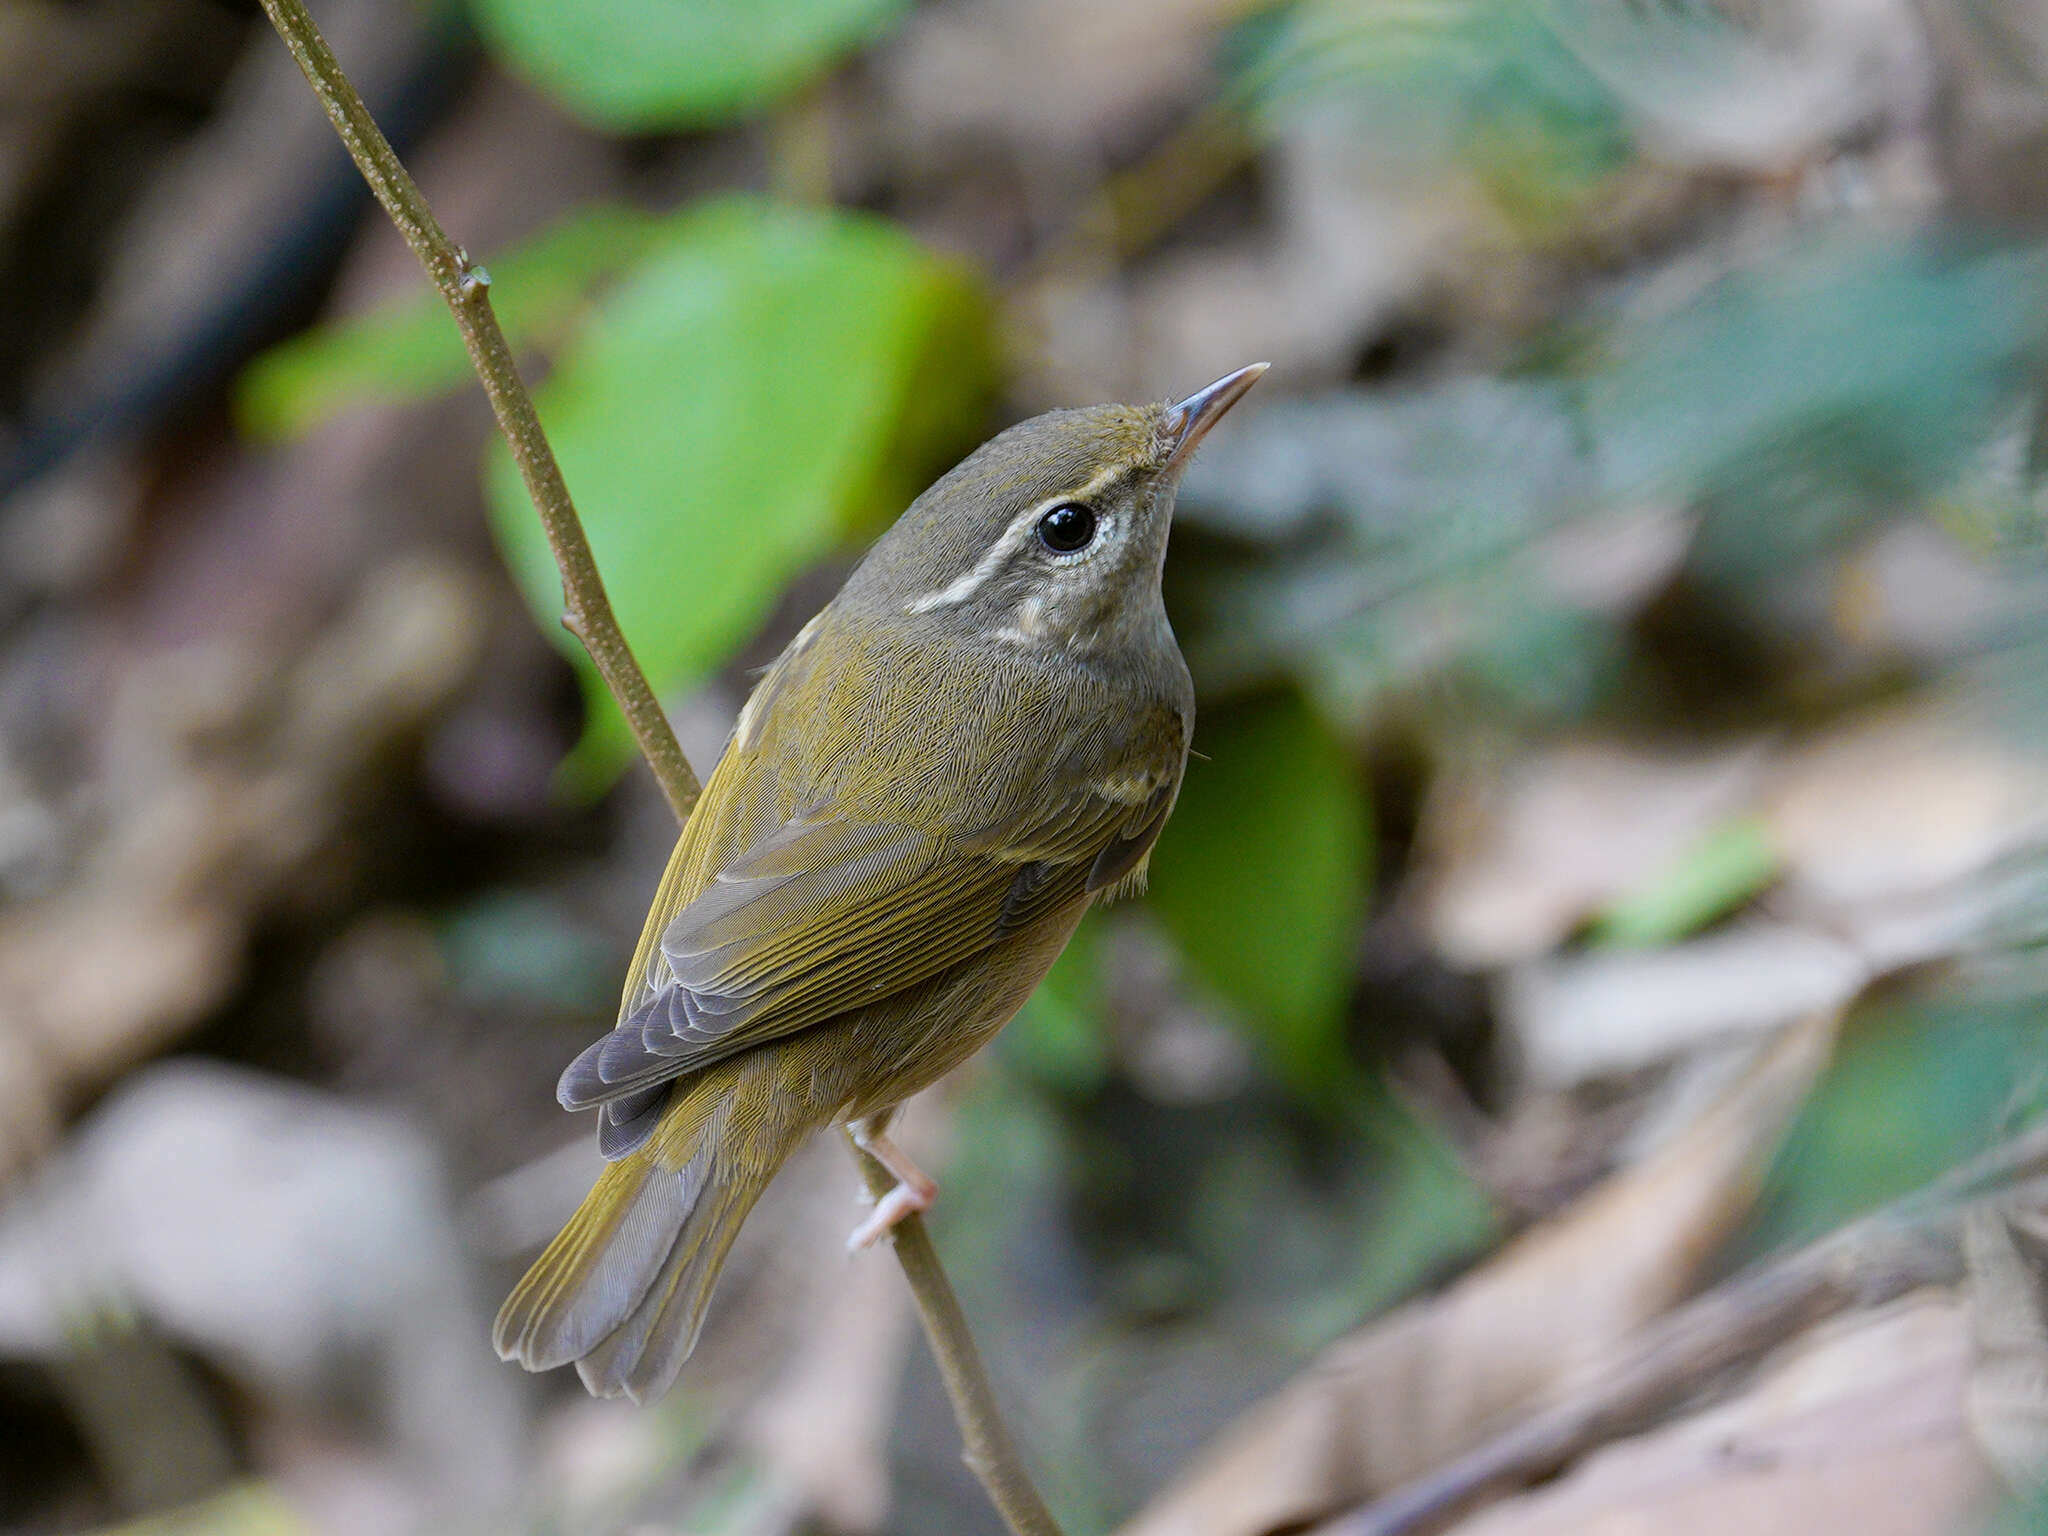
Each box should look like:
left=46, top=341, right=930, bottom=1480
left=1163, top=362, right=1270, bottom=469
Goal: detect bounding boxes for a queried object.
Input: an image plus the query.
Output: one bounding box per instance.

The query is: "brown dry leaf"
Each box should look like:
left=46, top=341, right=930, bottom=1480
left=0, top=557, right=485, bottom=1177
left=1428, top=702, right=2048, bottom=1088
left=1117, top=1009, right=1839, bottom=1536
left=1500, top=923, right=1867, bottom=1087
left=1116, top=136, right=1484, bottom=401
left=0, top=1061, right=521, bottom=1526
left=1918, top=0, right=2048, bottom=219
left=1426, top=700, right=2048, bottom=995
left=1766, top=700, right=2048, bottom=917
left=1423, top=740, right=1770, bottom=971
left=1833, top=520, right=2045, bottom=665
left=1437, top=1294, right=1997, bottom=1536
left=1566, top=0, right=1927, bottom=174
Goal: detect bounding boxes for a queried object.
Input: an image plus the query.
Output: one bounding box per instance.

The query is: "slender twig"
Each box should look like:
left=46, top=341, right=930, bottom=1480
left=257, top=0, right=698, bottom=827
left=255, top=5, right=1060, bottom=1532
left=854, top=1150, right=1065, bottom=1536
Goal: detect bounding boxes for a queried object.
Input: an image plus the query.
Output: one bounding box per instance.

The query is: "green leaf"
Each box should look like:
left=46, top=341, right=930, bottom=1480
left=236, top=204, right=669, bottom=442
left=487, top=196, right=993, bottom=790
left=1143, top=690, right=1371, bottom=1097
left=1590, top=814, right=1780, bottom=948
left=1739, top=993, right=2048, bottom=1256
left=468, top=0, right=907, bottom=131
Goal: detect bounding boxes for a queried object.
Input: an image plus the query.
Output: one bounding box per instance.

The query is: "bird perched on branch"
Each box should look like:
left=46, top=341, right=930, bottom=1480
left=495, top=364, right=1268, bottom=1403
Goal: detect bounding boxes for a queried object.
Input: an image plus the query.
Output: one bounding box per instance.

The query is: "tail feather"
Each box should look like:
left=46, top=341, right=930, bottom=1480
left=573, top=1165, right=759, bottom=1402
left=493, top=1144, right=712, bottom=1371
left=494, top=1069, right=793, bottom=1401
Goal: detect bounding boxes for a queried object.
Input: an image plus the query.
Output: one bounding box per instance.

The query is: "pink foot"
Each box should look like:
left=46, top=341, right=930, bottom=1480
left=846, top=1119, right=939, bottom=1251
left=847, top=1177, right=935, bottom=1250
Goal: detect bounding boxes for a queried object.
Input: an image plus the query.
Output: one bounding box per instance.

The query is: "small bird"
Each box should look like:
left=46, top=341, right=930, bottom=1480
left=494, top=364, right=1268, bottom=1402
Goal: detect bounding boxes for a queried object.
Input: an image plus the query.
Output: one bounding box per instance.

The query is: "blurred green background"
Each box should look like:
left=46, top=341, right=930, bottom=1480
left=6, top=1, right=2048, bottom=1533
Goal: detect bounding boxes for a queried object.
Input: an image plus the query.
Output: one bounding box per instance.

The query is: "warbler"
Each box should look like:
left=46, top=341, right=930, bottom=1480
left=494, top=364, right=1268, bottom=1403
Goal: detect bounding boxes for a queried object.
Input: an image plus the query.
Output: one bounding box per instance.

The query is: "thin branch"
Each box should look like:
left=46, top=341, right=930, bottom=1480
left=257, top=0, right=698, bottom=826
left=255, top=6, right=1063, bottom=1533
left=1315, top=1121, right=2048, bottom=1536
left=854, top=1148, right=1066, bottom=1536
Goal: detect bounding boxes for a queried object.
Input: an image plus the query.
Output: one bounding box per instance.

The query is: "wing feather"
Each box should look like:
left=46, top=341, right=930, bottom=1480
left=561, top=655, right=1187, bottom=1138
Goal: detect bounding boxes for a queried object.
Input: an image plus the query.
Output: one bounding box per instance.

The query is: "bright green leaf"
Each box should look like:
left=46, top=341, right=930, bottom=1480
left=469, top=0, right=907, bottom=131
left=1591, top=814, right=1780, bottom=948
left=236, top=204, right=668, bottom=442
left=487, top=196, right=993, bottom=790
left=1143, top=690, right=1371, bottom=1098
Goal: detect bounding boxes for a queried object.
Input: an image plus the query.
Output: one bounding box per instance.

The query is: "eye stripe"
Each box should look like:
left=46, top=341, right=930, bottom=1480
left=903, top=460, right=1129, bottom=614
left=902, top=510, right=1042, bottom=613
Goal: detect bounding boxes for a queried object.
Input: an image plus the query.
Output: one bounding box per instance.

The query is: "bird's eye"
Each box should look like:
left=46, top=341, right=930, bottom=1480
left=1036, top=502, right=1097, bottom=554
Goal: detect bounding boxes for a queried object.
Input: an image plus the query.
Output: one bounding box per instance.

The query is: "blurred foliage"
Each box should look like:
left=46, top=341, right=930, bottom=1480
left=1175, top=377, right=1610, bottom=722
left=147, top=0, right=2048, bottom=1525
left=1583, top=236, right=2048, bottom=586
left=436, top=888, right=615, bottom=1011
left=1236, top=0, right=1637, bottom=226
left=1994, top=1484, right=2048, bottom=1536
left=944, top=1045, right=1493, bottom=1533
left=1589, top=815, right=1779, bottom=947
left=1007, top=926, right=1115, bottom=1097
left=1178, top=233, right=2048, bottom=727
left=468, top=0, right=908, bottom=130
left=1741, top=990, right=2048, bottom=1257
left=242, top=196, right=993, bottom=788
left=484, top=197, right=993, bottom=784
left=1234, top=0, right=1870, bottom=232
left=236, top=204, right=674, bottom=441
left=90, top=1485, right=309, bottom=1536
left=1145, top=689, right=1372, bottom=1098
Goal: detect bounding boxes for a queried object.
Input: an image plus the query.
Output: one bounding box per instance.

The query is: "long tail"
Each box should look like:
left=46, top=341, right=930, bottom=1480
left=492, top=1065, right=790, bottom=1404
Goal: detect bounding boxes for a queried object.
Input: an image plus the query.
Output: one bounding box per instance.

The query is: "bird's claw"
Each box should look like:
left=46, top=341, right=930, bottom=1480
left=846, top=1178, right=935, bottom=1251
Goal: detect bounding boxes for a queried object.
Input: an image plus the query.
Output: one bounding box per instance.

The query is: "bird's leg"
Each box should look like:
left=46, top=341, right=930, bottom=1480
left=846, top=1114, right=938, bottom=1252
